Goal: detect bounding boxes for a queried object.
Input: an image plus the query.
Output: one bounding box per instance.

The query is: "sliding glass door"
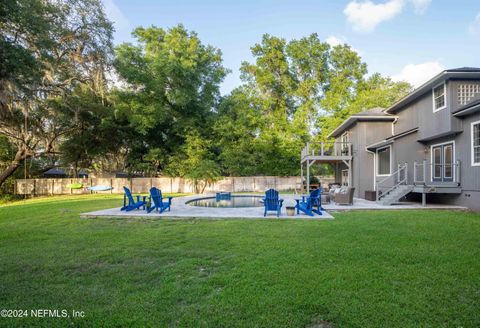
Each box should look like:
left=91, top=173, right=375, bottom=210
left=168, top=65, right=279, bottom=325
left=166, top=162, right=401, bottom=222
left=432, top=142, right=454, bottom=182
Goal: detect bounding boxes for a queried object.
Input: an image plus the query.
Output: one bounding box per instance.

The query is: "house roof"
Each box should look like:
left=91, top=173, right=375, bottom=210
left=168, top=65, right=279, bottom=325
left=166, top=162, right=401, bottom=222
left=453, top=95, right=480, bottom=117
left=328, top=108, right=396, bottom=138
left=385, top=67, right=480, bottom=114
left=365, top=127, right=418, bottom=151
left=43, top=168, right=67, bottom=176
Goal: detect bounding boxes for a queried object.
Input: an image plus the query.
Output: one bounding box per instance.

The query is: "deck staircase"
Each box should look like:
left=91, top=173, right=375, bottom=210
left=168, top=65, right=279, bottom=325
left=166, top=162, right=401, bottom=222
left=377, top=184, right=414, bottom=205
left=376, top=163, right=413, bottom=205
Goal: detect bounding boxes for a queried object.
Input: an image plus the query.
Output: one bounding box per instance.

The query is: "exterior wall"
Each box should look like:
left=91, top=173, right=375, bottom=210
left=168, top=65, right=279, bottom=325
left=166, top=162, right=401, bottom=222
left=393, top=100, right=420, bottom=134
left=453, top=113, right=480, bottom=191
left=449, top=80, right=480, bottom=133
left=417, top=81, right=453, bottom=140
left=389, top=131, right=426, bottom=184
left=334, top=121, right=392, bottom=198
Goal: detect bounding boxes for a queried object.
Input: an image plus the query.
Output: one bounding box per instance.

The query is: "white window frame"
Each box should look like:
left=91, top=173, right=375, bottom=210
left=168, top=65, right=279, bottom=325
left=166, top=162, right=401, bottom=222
left=472, top=120, right=480, bottom=167
left=432, top=82, right=447, bottom=113
left=376, top=145, right=392, bottom=177
left=430, top=140, right=456, bottom=182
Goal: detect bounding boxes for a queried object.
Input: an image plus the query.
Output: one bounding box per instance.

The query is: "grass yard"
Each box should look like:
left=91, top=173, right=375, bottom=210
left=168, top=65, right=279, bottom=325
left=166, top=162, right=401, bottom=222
left=0, top=195, right=479, bottom=327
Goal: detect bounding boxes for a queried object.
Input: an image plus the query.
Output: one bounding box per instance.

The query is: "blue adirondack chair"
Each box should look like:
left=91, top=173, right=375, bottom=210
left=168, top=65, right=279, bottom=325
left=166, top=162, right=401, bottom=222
left=147, top=187, right=173, bottom=213
left=295, top=188, right=323, bottom=216
left=263, top=189, right=284, bottom=217
left=121, top=186, right=147, bottom=211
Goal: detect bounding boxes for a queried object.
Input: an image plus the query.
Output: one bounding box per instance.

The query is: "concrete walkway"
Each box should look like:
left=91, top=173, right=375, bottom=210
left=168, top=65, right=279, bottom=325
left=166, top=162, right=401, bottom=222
left=323, top=197, right=467, bottom=211
left=80, top=193, right=466, bottom=220
left=81, top=194, right=334, bottom=220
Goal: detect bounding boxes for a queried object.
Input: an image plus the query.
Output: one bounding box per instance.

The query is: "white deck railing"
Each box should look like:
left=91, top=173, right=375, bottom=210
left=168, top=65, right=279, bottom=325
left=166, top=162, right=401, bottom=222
left=413, top=160, right=461, bottom=185
left=301, top=142, right=352, bottom=159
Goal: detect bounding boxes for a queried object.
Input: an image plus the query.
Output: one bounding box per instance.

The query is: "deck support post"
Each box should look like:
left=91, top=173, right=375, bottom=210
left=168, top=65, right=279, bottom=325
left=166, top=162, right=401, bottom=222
left=348, top=160, right=352, bottom=187
left=300, top=162, right=304, bottom=193
left=306, top=160, right=310, bottom=193
left=422, top=192, right=426, bottom=207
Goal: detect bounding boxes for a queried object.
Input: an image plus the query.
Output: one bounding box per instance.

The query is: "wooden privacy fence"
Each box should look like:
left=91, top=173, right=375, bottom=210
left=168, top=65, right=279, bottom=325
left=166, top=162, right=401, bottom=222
left=14, top=176, right=335, bottom=196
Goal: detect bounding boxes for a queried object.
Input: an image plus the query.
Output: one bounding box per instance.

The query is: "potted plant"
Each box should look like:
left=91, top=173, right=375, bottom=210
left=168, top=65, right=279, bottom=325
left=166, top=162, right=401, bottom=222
left=286, top=206, right=295, bottom=216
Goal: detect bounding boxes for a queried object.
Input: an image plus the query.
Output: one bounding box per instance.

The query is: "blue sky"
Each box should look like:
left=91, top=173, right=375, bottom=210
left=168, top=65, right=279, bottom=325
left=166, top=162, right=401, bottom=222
left=103, top=0, right=480, bottom=94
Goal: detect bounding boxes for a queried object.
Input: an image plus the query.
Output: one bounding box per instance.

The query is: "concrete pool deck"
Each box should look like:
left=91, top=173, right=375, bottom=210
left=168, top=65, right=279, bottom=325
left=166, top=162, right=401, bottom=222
left=80, top=194, right=467, bottom=220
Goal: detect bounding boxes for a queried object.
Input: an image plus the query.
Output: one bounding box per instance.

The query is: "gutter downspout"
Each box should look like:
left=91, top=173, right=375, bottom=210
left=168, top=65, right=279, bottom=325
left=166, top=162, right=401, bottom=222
left=366, top=148, right=376, bottom=196
left=392, top=117, right=398, bottom=135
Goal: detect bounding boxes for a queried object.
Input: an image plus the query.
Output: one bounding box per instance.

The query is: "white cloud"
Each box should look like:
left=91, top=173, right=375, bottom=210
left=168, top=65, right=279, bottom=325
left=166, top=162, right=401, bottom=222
left=410, top=0, right=431, bottom=14
left=326, top=36, right=347, bottom=47
left=469, top=12, right=480, bottom=36
left=344, top=0, right=404, bottom=33
left=392, top=61, right=445, bottom=88
left=343, top=0, right=431, bottom=33
left=102, top=0, right=131, bottom=35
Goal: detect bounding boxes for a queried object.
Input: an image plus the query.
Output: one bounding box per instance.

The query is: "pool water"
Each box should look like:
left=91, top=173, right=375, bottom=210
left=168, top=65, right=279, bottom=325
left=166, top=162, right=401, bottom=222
left=187, top=195, right=263, bottom=208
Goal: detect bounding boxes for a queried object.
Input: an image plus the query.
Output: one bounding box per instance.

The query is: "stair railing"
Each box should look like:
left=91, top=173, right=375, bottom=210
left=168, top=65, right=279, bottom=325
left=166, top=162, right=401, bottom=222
left=376, top=162, right=408, bottom=201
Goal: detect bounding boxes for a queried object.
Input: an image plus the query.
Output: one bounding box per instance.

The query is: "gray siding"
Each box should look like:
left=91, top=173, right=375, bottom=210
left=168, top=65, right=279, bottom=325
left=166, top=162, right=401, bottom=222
left=453, top=113, right=480, bottom=191
left=334, top=121, right=392, bottom=198
left=449, top=80, right=480, bottom=133
left=417, top=81, right=453, bottom=140
left=393, top=100, right=420, bottom=134
left=389, top=132, right=425, bottom=183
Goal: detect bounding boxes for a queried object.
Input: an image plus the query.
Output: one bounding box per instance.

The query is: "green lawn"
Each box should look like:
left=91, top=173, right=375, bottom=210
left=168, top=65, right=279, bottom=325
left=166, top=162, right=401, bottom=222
left=0, top=195, right=479, bottom=327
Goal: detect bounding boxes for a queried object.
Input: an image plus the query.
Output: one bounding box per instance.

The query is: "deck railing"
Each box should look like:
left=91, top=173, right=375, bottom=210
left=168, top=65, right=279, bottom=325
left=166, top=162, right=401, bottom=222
left=301, top=142, right=352, bottom=159
left=376, top=163, right=408, bottom=201
left=413, top=160, right=461, bottom=185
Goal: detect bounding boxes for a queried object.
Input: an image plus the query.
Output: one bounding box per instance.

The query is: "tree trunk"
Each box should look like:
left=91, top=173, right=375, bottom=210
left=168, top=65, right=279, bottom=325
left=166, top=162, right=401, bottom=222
left=0, top=148, right=28, bottom=189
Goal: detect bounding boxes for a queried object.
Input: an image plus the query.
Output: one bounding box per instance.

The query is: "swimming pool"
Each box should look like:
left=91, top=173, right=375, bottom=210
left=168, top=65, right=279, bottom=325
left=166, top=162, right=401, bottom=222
left=186, top=195, right=263, bottom=208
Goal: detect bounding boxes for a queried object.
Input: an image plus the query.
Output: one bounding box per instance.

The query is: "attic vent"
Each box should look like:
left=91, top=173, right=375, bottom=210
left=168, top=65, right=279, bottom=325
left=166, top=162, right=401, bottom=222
left=458, top=84, right=480, bottom=105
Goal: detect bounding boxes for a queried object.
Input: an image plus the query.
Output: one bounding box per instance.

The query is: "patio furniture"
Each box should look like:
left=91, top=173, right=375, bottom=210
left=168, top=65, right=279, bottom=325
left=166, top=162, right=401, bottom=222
left=364, top=190, right=376, bottom=201
left=286, top=206, right=296, bottom=216
left=295, top=188, right=323, bottom=216
left=121, top=186, right=147, bottom=211
left=216, top=192, right=231, bottom=201
left=334, top=187, right=355, bottom=205
left=147, top=187, right=173, bottom=213
left=263, top=189, right=284, bottom=217
left=321, top=192, right=331, bottom=204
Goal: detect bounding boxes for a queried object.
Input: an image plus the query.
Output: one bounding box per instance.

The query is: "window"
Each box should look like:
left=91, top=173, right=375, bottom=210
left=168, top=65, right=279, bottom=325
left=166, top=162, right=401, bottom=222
left=376, top=146, right=391, bottom=176
left=458, top=84, right=480, bottom=105
left=433, top=83, right=446, bottom=112
left=472, top=120, right=480, bottom=166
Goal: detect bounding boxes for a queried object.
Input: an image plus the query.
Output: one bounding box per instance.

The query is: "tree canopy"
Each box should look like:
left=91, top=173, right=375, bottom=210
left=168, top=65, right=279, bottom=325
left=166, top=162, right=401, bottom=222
left=0, top=5, right=412, bottom=189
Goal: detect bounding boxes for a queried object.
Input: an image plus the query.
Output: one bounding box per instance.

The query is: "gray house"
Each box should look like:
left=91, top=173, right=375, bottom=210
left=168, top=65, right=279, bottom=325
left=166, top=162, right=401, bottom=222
left=301, top=67, right=480, bottom=210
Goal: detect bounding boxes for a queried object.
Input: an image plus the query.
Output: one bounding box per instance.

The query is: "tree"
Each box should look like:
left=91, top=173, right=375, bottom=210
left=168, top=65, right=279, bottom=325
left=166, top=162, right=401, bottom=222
left=213, top=89, right=262, bottom=176
left=0, top=0, right=113, bottom=187
left=316, top=72, right=412, bottom=140
left=218, top=35, right=410, bottom=175
left=172, top=131, right=221, bottom=193
left=113, top=25, right=228, bottom=175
